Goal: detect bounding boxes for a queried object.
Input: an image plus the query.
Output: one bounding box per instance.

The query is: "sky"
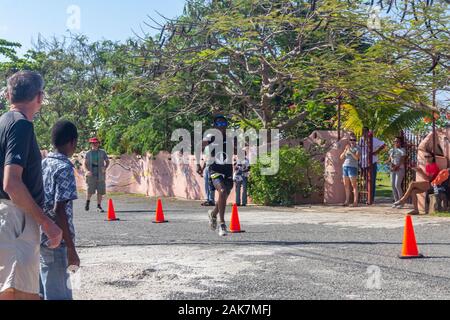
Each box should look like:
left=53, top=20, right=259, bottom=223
left=0, top=0, right=186, bottom=55
left=0, top=0, right=447, bottom=104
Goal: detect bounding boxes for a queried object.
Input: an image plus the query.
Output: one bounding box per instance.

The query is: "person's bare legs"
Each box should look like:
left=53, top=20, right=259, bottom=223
left=97, top=193, right=103, bottom=207
left=211, top=201, right=219, bottom=217
left=0, top=289, right=40, bottom=301
left=410, top=190, right=420, bottom=214
left=209, top=182, right=229, bottom=236
left=214, top=183, right=228, bottom=224
left=399, top=181, right=430, bottom=204
left=85, top=192, right=93, bottom=211
left=350, top=177, right=359, bottom=207
left=400, top=183, right=416, bottom=201
left=343, top=177, right=351, bottom=205
left=404, top=184, right=429, bottom=214
left=208, top=193, right=220, bottom=231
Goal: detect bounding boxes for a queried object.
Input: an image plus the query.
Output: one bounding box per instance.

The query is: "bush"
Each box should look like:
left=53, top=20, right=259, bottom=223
left=248, top=146, right=323, bottom=206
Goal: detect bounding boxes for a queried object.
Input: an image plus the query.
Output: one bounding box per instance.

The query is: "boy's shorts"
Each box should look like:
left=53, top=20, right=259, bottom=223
left=0, top=200, right=40, bottom=294
left=343, top=166, right=358, bottom=178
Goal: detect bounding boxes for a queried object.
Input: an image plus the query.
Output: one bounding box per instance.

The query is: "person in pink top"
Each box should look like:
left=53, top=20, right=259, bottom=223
left=394, top=153, right=440, bottom=215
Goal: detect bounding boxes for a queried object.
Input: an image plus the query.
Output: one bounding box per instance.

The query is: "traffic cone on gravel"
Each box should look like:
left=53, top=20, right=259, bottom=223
left=153, top=199, right=168, bottom=223
left=106, top=199, right=120, bottom=221
left=229, top=204, right=245, bottom=233
left=399, top=215, right=423, bottom=259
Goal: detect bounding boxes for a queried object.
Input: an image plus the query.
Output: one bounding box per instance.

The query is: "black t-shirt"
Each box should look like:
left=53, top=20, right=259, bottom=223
left=0, top=111, right=44, bottom=207
left=208, top=136, right=233, bottom=178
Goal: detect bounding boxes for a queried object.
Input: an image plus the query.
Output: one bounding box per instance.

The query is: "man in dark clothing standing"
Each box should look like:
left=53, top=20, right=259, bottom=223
left=0, top=71, right=62, bottom=300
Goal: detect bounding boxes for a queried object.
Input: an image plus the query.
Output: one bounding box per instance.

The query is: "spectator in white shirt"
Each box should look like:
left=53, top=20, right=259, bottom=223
left=234, top=156, right=250, bottom=207
left=388, top=137, right=406, bottom=207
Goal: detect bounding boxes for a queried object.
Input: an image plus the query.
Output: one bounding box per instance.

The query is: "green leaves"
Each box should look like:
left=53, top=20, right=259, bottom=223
left=0, top=39, right=21, bottom=61
left=1, top=0, right=447, bottom=156
left=249, top=146, right=323, bottom=206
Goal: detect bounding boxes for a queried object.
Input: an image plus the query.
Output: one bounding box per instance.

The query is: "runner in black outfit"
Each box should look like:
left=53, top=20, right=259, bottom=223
left=201, top=115, right=234, bottom=236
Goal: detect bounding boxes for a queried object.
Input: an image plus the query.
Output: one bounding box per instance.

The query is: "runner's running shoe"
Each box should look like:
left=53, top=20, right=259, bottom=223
left=208, top=210, right=217, bottom=231
left=218, top=224, right=228, bottom=237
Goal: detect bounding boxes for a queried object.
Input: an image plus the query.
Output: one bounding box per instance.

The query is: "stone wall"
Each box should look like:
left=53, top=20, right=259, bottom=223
left=68, top=130, right=346, bottom=205
left=72, top=151, right=241, bottom=204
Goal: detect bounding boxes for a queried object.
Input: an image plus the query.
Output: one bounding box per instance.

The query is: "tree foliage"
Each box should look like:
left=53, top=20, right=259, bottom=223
left=249, top=146, right=323, bottom=205
left=0, top=0, right=448, bottom=154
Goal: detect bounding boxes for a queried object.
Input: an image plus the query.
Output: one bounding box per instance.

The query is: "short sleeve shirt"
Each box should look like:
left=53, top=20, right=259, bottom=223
left=90, top=150, right=100, bottom=176
left=234, top=158, right=250, bottom=181
left=0, top=111, right=44, bottom=207
left=343, top=146, right=361, bottom=168
left=41, top=152, right=78, bottom=247
left=360, top=137, right=385, bottom=168
left=389, top=148, right=406, bottom=167
left=86, top=149, right=108, bottom=178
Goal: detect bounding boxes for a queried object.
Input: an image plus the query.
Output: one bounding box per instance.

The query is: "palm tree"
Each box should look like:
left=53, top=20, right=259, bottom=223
left=342, top=103, right=429, bottom=140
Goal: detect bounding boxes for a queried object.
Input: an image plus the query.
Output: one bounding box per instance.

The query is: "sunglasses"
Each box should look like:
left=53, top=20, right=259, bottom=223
left=350, top=139, right=357, bottom=142
left=215, top=121, right=228, bottom=127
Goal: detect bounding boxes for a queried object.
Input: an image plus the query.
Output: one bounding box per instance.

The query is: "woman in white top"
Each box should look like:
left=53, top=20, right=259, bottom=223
left=389, top=137, right=406, bottom=208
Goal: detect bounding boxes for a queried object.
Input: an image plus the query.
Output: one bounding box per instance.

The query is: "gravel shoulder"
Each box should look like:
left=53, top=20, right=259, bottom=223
left=71, top=195, right=450, bottom=300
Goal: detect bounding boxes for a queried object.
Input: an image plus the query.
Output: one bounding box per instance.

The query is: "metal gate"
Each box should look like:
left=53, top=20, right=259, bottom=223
left=353, top=129, right=425, bottom=205
left=358, top=131, right=373, bottom=205
left=400, top=131, right=426, bottom=194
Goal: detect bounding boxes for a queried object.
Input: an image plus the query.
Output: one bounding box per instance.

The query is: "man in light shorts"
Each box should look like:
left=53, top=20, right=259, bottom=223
left=84, top=137, right=109, bottom=213
left=0, top=71, right=62, bottom=300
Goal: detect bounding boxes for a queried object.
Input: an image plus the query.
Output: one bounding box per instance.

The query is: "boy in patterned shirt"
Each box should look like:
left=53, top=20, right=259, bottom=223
left=40, top=120, right=79, bottom=300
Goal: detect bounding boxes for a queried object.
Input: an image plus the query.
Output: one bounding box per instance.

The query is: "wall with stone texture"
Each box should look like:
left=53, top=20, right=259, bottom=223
left=72, top=151, right=242, bottom=204
left=40, top=130, right=358, bottom=206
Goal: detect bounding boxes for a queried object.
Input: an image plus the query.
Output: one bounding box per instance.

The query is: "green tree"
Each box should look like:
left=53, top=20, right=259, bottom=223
left=249, top=146, right=323, bottom=205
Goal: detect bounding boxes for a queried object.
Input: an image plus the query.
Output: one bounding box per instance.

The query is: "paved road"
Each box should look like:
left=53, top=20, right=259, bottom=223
left=72, top=194, right=450, bottom=300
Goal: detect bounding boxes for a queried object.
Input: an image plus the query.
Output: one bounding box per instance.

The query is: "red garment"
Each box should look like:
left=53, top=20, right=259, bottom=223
left=432, top=169, right=450, bottom=187
left=426, top=162, right=440, bottom=181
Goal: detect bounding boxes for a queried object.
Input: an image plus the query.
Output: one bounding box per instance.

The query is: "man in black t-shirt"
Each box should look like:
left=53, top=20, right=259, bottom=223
left=0, top=71, right=62, bottom=300
left=197, top=115, right=234, bottom=237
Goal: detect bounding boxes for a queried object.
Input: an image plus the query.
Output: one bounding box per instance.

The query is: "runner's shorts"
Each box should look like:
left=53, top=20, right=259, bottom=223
left=0, top=200, right=40, bottom=294
left=210, top=173, right=234, bottom=195
left=86, top=175, right=106, bottom=195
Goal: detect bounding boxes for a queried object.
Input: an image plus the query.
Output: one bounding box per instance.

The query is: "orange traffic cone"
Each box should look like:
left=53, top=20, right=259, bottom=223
left=229, top=204, right=245, bottom=233
left=153, top=199, right=168, bottom=223
left=399, top=215, right=423, bottom=259
left=106, top=199, right=120, bottom=221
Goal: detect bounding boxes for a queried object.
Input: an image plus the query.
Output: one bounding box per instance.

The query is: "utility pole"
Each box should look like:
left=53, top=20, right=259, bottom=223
left=337, top=95, right=342, bottom=142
